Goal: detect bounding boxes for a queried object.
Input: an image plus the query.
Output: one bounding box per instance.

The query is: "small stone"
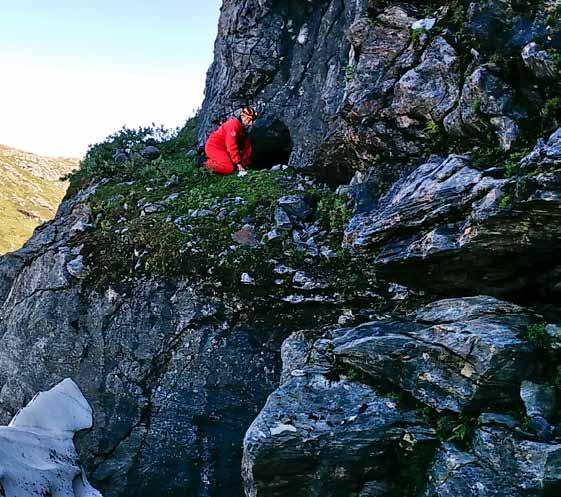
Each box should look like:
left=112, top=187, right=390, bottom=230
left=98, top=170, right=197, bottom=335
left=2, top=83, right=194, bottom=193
left=320, top=246, right=336, bottom=258
left=520, top=381, right=556, bottom=420
left=274, top=265, right=295, bottom=275
left=337, top=310, right=355, bottom=326
left=264, top=229, right=281, bottom=241
left=278, top=195, right=312, bottom=222
left=275, top=207, right=292, bottom=229
left=412, top=18, right=436, bottom=31
left=165, top=175, right=179, bottom=187
left=143, top=203, right=165, bottom=214
left=293, top=271, right=328, bottom=290
left=66, top=256, right=87, bottom=279
left=241, top=273, right=255, bottom=285
left=232, top=225, right=259, bottom=247
left=141, top=145, right=161, bottom=161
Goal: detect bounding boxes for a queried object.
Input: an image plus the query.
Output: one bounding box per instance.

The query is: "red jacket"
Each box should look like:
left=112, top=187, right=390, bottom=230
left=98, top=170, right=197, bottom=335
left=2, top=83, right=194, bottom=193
left=205, top=117, right=251, bottom=165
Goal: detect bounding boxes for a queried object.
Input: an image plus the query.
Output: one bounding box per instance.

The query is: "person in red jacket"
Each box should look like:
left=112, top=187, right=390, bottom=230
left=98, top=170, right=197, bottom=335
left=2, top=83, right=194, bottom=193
left=204, top=107, right=258, bottom=175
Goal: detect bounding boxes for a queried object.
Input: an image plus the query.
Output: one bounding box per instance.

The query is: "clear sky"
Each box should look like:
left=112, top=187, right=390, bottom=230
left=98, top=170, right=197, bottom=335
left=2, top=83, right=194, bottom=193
left=0, top=0, right=222, bottom=158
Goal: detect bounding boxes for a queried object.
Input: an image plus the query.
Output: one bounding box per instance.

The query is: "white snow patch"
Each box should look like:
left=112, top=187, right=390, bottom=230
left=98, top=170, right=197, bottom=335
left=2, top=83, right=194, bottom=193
left=0, top=378, right=103, bottom=497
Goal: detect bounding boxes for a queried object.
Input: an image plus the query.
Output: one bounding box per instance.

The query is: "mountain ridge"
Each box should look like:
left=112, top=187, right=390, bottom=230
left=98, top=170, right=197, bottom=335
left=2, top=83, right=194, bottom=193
left=0, top=143, right=78, bottom=254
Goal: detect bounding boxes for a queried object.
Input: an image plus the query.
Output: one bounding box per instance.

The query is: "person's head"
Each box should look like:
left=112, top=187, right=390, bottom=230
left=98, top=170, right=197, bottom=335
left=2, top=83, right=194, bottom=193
left=239, top=107, right=259, bottom=128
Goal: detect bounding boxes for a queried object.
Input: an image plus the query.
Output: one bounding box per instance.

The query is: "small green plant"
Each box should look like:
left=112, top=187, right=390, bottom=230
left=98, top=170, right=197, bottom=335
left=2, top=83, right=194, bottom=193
left=544, top=97, right=561, bottom=121
left=410, top=27, right=427, bottom=46
left=472, top=98, right=482, bottom=113
left=345, top=366, right=370, bottom=383
left=344, top=64, right=355, bottom=82
left=425, top=119, right=440, bottom=136
left=522, top=323, right=551, bottom=349
left=449, top=421, right=471, bottom=442
left=436, top=414, right=476, bottom=447
left=499, top=194, right=512, bottom=209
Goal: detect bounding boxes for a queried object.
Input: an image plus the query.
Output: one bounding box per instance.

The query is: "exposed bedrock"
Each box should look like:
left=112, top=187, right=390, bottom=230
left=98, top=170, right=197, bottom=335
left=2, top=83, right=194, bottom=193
left=332, top=296, right=535, bottom=413
left=198, top=0, right=560, bottom=177
left=242, top=332, right=436, bottom=497
left=242, top=295, right=561, bottom=497
left=0, top=189, right=291, bottom=497
left=424, top=423, right=561, bottom=497
left=345, top=128, right=561, bottom=300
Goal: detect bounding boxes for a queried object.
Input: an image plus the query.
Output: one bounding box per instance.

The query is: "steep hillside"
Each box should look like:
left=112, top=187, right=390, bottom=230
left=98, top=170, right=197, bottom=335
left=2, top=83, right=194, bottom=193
left=0, top=144, right=78, bottom=254
left=1, top=1, right=561, bottom=497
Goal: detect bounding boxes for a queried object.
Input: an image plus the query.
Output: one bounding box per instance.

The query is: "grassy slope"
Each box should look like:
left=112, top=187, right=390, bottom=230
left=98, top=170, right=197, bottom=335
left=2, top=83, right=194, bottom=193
left=0, top=145, right=78, bottom=254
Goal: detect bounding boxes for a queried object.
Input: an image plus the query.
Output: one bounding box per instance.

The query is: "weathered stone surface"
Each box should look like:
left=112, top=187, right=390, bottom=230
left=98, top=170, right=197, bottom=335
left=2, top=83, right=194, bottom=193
left=425, top=426, right=561, bottom=497
left=0, top=191, right=292, bottom=497
left=345, top=130, right=561, bottom=297
left=521, top=381, right=557, bottom=419
left=199, top=0, right=559, bottom=176
left=444, top=65, right=525, bottom=150
left=393, top=37, right=460, bottom=122
left=522, top=42, right=558, bottom=80
left=331, top=296, right=535, bottom=412
left=277, top=195, right=312, bottom=222
left=243, top=356, right=435, bottom=497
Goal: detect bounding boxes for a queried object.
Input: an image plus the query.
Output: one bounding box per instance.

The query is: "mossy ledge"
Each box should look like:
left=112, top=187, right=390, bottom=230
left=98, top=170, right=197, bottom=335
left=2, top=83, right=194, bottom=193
left=67, top=118, right=377, bottom=303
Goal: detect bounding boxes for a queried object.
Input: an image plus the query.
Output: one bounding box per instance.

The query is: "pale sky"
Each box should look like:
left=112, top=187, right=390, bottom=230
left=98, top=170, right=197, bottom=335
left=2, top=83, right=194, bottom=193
left=0, top=1, right=222, bottom=158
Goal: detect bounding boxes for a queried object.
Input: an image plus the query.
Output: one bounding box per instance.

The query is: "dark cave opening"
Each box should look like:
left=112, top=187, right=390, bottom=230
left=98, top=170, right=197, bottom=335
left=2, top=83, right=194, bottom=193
left=249, top=119, right=293, bottom=169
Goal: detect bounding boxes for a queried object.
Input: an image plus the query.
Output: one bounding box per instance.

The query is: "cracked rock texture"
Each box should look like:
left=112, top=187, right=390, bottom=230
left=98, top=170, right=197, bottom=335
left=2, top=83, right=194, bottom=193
left=331, top=296, right=536, bottom=413
left=242, top=333, right=436, bottom=497
left=198, top=0, right=560, bottom=177
left=345, top=128, right=561, bottom=298
left=0, top=188, right=289, bottom=497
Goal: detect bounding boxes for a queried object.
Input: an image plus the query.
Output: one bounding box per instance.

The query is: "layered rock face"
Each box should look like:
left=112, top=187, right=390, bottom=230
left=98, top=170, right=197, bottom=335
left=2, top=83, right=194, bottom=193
left=345, top=129, right=561, bottom=298
left=1, top=0, right=561, bottom=496
left=199, top=0, right=560, bottom=179
left=0, top=187, right=288, bottom=497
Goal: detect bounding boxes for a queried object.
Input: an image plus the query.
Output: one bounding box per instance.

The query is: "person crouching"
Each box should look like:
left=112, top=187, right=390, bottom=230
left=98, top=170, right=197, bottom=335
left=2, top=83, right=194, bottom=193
left=204, top=107, right=258, bottom=175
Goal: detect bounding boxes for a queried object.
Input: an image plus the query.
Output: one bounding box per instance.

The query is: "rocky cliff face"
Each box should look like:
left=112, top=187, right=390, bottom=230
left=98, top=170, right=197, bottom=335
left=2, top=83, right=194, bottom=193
left=200, top=0, right=560, bottom=181
left=1, top=0, right=561, bottom=496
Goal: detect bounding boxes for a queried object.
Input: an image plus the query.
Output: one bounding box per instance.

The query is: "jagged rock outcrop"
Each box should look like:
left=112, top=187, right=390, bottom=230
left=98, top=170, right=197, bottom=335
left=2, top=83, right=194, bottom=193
left=243, top=332, right=436, bottom=497
left=0, top=187, right=290, bottom=497
left=1, top=1, right=561, bottom=496
left=0, top=379, right=102, bottom=497
left=243, top=295, right=561, bottom=496
left=332, top=296, right=535, bottom=412
left=199, top=0, right=560, bottom=176
left=345, top=128, right=561, bottom=299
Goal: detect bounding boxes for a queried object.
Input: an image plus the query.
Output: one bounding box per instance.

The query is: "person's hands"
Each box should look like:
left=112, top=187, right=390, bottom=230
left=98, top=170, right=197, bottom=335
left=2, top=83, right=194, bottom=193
left=237, top=164, right=248, bottom=176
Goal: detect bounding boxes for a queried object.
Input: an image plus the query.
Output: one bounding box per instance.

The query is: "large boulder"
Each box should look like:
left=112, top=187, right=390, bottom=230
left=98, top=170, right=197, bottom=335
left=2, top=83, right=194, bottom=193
left=331, top=296, right=535, bottom=412
left=242, top=333, right=435, bottom=497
